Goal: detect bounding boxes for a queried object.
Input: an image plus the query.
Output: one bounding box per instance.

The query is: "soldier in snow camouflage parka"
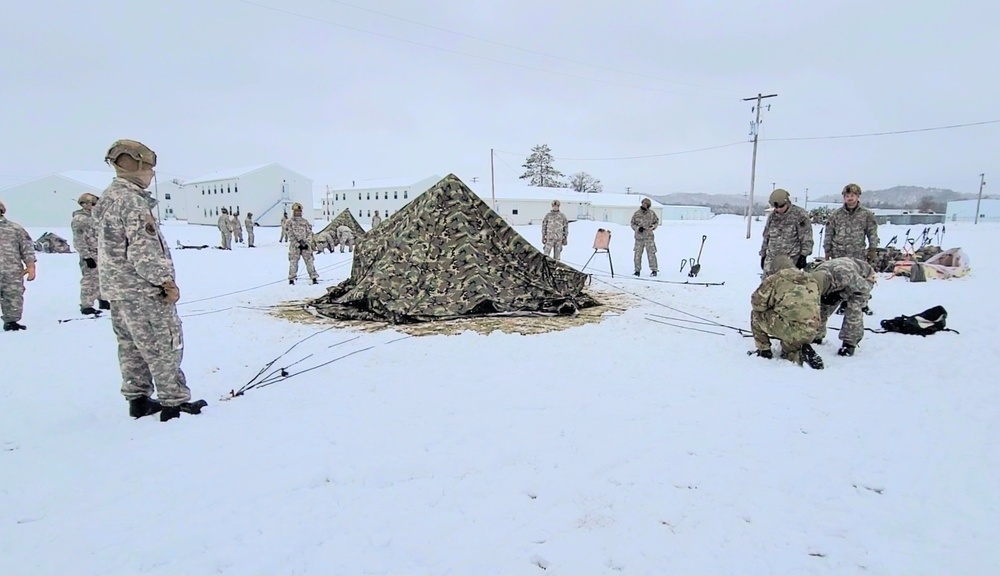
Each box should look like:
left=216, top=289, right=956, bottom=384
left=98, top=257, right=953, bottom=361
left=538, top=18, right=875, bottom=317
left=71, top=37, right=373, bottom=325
left=541, top=200, right=569, bottom=261
left=71, top=192, right=106, bottom=314
left=0, top=200, right=37, bottom=330
left=809, top=256, right=875, bottom=356
left=824, top=183, right=879, bottom=262
left=760, top=188, right=814, bottom=272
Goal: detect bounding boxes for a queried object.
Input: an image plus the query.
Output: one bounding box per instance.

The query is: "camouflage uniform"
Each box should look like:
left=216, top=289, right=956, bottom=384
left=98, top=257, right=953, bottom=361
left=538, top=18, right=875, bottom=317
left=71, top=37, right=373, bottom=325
left=810, top=257, right=874, bottom=349
left=245, top=214, right=256, bottom=247
left=541, top=205, right=569, bottom=261
left=288, top=214, right=318, bottom=281
left=630, top=202, right=659, bottom=274
left=71, top=206, right=102, bottom=310
left=279, top=214, right=288, bottom=242
left=750, top=256, right=822, bottom=365
left=760, top=192, right=813, bottom=272
left=94, top=176, right=191, bottom=407
left=824, top=206, right=879, bottom=262
left=337, top=225, right=355, bottom=253
left=231, top=214, right=243, bottom=243
left=372, top=212, right=382, bottom=229
left=0, top=208, right=36, bottom=326
left=217, top=212, right=233, bottom=249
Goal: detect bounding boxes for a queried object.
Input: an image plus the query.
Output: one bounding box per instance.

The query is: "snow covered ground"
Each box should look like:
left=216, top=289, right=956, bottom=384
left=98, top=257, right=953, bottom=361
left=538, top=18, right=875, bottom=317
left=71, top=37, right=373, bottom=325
left=1, top=214, right=997, bottom=575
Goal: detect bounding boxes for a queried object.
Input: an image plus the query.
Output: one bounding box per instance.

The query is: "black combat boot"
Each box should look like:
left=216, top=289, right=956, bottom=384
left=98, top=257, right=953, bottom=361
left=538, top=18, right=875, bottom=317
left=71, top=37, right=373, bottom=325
left=160, top=400, right=208, bottom=422
left=650, top=270, right=658, bottom=277
left=98, top=300, right=111, bottom=310
left=801, top=343, right=824, bottom=370
left=837, top=344, right=856, bottom=357
left=311, top=278, right=319, bottom=285
left=749, top=349, right=773, bottom=359
left=633, top=271, right=640, bottom=277
left=812, top=337, right=824, bottom=345
left=289, top=279, right=295, bottom=285
left=81, top=306, right=100, bottom=315
left=129, top=397, right=162, bottom=419
left=3, top=321, right=26, bottom=331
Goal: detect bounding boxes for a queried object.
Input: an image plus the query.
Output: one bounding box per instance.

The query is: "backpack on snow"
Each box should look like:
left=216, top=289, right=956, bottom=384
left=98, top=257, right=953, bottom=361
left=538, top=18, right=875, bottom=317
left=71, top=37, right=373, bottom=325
left=878, top=305, right=957, bottom=336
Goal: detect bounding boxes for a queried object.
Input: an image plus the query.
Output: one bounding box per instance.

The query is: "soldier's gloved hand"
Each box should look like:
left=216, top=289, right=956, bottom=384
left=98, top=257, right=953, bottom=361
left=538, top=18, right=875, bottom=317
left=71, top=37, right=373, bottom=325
left=796, top=255, right=807, bottom=269
left=298, top=241, right=309, bottom=251
left=562, top=239, right=567, bottom=246
left=820, top=290, right=845, bottom=306
left=84, top=257, right=97, bottom=269
left=637, top=226, right=645, bottom=233
left=160, top=279, right=180, bottom=304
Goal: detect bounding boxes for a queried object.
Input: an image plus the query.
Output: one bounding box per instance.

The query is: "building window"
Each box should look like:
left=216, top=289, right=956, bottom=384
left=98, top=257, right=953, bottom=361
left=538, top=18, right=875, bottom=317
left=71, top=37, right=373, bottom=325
left=204, top=209, right=207, bottom=217
left=202, top=189, right=205, bottom=195
left=358, top=209, right=362, bottom=217
left=367, top=210, right=371, bottom=217
left=215, top=207, right=219, bottom=216
left=358, top=192, right=362, bottom=200
left=404, top=191, right=408, bottom=199
left=512, top=209, right=519, bottom=215
left=375, top=192, right=379, bottom=200
left=367, top=192, right=370, bottom=200
left=235, top=185, right=238, bottom=194
left=394, top=191, right=398, bottom=199
left=236, top=206, right=240, bottom=214
left=165, top=193, right=171, bottom=200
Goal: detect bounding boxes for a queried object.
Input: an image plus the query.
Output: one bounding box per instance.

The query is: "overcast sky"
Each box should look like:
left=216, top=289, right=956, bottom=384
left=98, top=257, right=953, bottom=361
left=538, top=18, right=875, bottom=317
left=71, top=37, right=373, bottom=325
left=1, top=0, right=997, bottom=197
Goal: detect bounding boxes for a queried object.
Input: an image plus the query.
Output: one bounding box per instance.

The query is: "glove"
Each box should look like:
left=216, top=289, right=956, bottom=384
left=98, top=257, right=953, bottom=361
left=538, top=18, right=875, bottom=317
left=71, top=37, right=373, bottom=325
left=820, top=290, right=845, bottom=306
left=298, top=241, right=309, bottom=251
left=84, top=257, right=97, bottom=269
left=867, top=248, right=877, bottom=263
left=562, top=239, right=567, bottom=246
left=760, top=255, right=766, bottom=270
left=637, top=226, right=645, bottom=233
left=796, top=255, right=807, bottom=269
left=161, top=279, right=180, bottom=304
left=24, top=261, right=36, bottom=281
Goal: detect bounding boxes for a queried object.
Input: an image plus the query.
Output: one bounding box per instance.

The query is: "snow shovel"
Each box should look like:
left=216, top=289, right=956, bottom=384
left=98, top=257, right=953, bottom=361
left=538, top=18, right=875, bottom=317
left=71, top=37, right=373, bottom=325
left=688, top=235, right=707, bottom=277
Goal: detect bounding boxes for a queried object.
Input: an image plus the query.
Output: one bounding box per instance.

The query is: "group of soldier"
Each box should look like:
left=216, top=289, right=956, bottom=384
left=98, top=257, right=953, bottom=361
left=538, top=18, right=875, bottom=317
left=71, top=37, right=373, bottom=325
left=751, top=183, right=881, bottom=369
left=216, top=208, right=258, bottom=249
left=0, top=140, right=883, bottom=423
left=540, top=196, right=661, bottom=277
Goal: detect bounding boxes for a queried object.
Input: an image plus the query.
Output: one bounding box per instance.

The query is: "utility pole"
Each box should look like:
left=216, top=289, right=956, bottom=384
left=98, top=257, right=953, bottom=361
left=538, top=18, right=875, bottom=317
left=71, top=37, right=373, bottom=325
left=625, top=186, right=632, bottom=194
left=743, top=92, right=778, bottom=239
left=490, top=149, right=496, bottom=210
left=771, top=182, right=776, bottom=192
left=804, top=187, right=809, bottom=211
left=471, top=176, right=479, bottom=183
left=975, top=173, right=986, bottom=224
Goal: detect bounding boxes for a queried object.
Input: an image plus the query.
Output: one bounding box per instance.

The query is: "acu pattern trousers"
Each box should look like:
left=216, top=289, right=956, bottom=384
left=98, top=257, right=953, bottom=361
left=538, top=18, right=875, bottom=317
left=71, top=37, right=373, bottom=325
left=289, top=246, right=318, bottom=281
left=751, top=309, right=815, bottom=364
left=79, top=259, right=100, bottom=308
left=0, top=273, right=25, bottom=323
left=633, top=237, right=658, bottom=273
left=110, top=296, right=191, bottom=406
left=543, top=243, right=563, bottom=261
left=818, top=293, right=866, bottom=346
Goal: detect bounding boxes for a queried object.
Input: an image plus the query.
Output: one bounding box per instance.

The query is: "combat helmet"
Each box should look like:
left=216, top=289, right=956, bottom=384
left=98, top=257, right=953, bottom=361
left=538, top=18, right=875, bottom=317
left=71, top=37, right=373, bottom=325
left=291, top=202, right=303, bottom=212
left=104, top=139, right=157, bottom=168
left=769, top=188, right=791, bottom=207
left=78, top=193, right=99, bottom=206
left=0, top=199, right=5, bottom=214
left=842, top=183, right=862, bottom=196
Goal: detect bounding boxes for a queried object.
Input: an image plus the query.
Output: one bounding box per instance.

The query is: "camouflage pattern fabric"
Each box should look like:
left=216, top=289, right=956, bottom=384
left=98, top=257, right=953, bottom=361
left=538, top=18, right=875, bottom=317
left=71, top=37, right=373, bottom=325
left=110, top=295, right=190, bottom=406
left=824, top=205, right=879, bottom=261
left=217, top=214, right=232, bottom=249
left=541, top=209, right=569, bottom=261
left=308, top=174, right=599, bottom=323
left=231, top=214, right=243, bottom=242
left=630, top=208, right=659, bottom=273
left=811, top=257, right=874, bottom=346
left=280, top=215, right=288, bottom=242
left=71, top=208, right=101, bottom=308
left=760, top=204, right=814, bottom=272
left=93, top=177, right=189, bottom=407
left=33, top=232, right=72, bottom=254
left=337, top=225, right=355, bottom=253
left=244, top=215, right=256, bottom=247
left=750, top=267, right=821, bottom=364
left=318, top=209, right=366, bottom=239
left=287, top=215, right=318, bottom=280
left=0, top=215, right=35, bottom=323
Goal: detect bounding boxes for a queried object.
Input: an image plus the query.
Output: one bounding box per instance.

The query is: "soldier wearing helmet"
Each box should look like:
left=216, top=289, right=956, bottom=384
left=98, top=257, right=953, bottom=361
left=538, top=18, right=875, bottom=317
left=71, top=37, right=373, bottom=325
left=286, top=201, right=318, bottom=284
left=760, top=188, right=814, bottom=273
left=630, top=197, right=660, bottom=276
left=71, top=192, right=108, bottom=315
left=245, top=211, right=259, bottom=248
left=217, top=207, right=233, bottom=250
left=94, top=139, right=202, bottom=421
left=541, top=199, right=569, bottom=261
left=823, top=183, right=879, bottom=263
left=0, top=199, right=37, bottom=331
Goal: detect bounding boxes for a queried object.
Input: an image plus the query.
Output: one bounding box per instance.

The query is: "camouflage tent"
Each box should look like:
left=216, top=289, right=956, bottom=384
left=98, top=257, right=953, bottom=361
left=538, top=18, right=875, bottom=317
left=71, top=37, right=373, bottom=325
left=33, top=232, right=72, bottom=254
left=317, top=208, right=366, bottom=238
left=308, top=174, right=599, bottom=323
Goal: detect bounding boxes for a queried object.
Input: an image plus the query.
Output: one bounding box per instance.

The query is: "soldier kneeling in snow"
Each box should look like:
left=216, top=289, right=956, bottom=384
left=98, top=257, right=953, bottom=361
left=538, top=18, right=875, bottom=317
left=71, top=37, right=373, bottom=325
left=749, top=255, right=824, bottom=369
left=808, top=257, right=875, bottom=357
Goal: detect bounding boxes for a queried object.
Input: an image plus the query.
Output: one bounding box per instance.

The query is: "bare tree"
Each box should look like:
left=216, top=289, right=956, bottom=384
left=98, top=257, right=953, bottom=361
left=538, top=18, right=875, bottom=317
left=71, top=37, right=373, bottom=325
left=569, top=172, right=603, bottom=193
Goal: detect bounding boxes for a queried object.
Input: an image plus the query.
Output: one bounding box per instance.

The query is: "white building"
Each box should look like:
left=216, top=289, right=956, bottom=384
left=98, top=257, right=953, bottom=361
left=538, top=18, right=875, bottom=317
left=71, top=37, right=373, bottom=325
left=0, top=170, right=116, bottom=227
left=472, top=185, right=678, bottom=227
left=319, top=175, right=443, bottom=228
left=183, top=163, right=313, bottom=227
left=946, top=199, right=1000, bottom=223
left=155, top=178, right=187, bottom=221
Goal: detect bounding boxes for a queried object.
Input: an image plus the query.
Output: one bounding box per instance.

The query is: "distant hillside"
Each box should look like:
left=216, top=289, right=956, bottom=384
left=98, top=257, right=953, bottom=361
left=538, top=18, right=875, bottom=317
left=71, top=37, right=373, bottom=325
left=652, top=186, right=990, bottom=214
left=814, top=186, right=976, bottom=208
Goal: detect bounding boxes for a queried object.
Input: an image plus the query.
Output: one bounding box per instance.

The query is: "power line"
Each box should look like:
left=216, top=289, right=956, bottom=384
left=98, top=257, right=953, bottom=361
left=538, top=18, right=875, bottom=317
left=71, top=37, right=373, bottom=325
left=228, top=0, right=726, bottom=98
left=320, top=0, right=741, bottom=95
left=763, top=119, right=1000, bottom=142
left=494, top=141, right=746, bottom=162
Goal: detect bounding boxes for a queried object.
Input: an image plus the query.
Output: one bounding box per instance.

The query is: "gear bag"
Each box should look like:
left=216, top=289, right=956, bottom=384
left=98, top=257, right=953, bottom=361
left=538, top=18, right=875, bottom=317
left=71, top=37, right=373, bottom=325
left=878, top=305, right=957, bottom=336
